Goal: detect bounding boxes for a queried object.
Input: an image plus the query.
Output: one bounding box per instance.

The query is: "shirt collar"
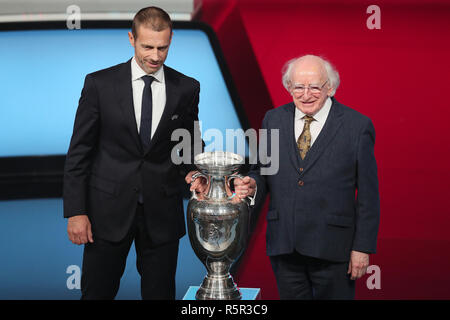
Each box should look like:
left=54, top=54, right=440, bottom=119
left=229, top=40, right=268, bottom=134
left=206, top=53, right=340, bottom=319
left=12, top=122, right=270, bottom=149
left=295, top=97, right=332, bottom=124
left=131, top=56, right=165, bottom=83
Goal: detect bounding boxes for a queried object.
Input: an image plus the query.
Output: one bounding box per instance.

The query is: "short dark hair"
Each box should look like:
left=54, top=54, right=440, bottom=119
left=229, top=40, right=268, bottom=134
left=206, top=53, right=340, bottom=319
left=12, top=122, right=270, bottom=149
left=132, top=6, right=173, bottom=39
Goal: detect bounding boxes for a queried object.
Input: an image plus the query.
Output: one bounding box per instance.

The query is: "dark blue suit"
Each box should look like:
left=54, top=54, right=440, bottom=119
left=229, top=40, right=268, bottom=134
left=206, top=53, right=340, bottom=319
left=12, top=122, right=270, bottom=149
left=249, top=98, right=380, bottom=298
left=63, top=60, right=201, bottom=299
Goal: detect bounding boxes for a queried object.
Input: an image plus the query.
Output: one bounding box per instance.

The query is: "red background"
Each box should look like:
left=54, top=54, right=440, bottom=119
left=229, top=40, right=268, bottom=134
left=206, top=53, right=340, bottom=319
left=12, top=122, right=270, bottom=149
left=194, top=0, right=450, bottom=299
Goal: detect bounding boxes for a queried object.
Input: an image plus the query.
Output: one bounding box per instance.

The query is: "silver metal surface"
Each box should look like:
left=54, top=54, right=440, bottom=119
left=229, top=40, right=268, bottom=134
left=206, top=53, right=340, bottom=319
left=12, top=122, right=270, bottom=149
left=187, top=151, right=249, bottom=300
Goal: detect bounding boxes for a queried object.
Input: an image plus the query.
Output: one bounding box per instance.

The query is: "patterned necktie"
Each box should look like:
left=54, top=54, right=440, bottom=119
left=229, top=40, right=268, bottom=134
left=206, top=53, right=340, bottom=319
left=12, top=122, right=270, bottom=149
left=297, top=115, right=315, bottom=160
left=140, top=75, right=155, bottom=151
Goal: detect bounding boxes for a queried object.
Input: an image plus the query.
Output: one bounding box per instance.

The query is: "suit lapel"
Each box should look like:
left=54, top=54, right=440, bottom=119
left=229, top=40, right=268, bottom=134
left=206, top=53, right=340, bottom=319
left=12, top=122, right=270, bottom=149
left=145, top=65, right=180, bottom=155
left=302, top=98, right=344, bottom=174
left=115, top=59, right=143, bottom=153
left=280, top=103, right=301, bottom=173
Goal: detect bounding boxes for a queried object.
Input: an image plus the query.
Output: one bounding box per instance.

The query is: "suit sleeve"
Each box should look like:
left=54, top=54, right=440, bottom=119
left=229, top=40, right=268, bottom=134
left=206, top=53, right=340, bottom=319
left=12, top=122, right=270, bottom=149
left=352, top=118, right=380, bottom=253
left=247, top=113, right=270, bottom=207
left=63, top=74, right=100, bottom=218
left=179, top=80, right=204, bottom=175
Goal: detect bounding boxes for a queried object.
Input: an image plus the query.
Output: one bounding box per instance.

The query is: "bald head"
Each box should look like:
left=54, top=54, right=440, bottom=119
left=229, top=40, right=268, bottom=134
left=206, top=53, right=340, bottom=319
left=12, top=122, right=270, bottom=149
left=282, top=54, right=340, bottom=96
left=291, top=56, right=328, bottom=87
left=282, top=54, right=339, bottom=116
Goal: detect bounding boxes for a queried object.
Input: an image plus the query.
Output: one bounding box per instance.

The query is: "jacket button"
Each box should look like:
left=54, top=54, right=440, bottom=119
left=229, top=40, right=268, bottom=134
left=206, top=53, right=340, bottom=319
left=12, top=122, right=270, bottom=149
left=299, top=167, right=304, bottom=172
left=298, top=180, right=304, bottom=186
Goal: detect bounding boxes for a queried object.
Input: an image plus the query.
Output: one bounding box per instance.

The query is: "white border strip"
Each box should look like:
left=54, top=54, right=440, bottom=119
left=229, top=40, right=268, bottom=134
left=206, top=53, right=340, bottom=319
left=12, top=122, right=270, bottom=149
left=0, top=12, right=192, bottom=23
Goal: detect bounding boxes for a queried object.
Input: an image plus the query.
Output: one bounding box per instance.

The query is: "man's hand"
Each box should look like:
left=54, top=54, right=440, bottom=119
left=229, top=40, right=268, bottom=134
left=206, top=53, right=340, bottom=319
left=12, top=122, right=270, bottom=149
left=233, top=176, right=257, bottom=200
left=185, top=170, right=208, bottom=194
left=67, top=215, right=94, bottom=245
left=347, top=250, right=370, bottom=280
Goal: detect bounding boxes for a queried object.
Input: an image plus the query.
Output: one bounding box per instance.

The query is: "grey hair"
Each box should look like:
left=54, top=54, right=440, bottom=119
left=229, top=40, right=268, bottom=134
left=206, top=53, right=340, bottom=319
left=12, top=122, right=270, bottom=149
left=281, top=55, right=340, bottom=96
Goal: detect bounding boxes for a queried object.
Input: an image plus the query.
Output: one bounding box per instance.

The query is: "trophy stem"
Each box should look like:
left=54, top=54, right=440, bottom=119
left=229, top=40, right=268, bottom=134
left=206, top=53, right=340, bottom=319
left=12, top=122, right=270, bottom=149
left=196, top=272, right=242, bottom=300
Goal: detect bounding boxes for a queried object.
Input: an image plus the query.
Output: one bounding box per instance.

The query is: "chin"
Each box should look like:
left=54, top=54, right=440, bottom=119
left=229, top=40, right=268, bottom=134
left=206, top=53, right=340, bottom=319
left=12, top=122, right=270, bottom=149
left=300, top=106, right=317, bottom=115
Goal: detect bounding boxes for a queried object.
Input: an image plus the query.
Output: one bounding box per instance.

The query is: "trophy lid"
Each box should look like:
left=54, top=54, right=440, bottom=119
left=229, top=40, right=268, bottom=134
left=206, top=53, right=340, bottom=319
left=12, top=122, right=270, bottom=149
left=194, top=151, right=244, bottom=176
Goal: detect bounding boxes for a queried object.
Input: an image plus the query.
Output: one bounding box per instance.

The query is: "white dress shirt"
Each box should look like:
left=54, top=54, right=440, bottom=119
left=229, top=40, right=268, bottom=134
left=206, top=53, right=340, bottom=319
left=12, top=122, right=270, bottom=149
left=131, top=56, right=166, bottom=138
left=294, top=97, right=332, bottom=146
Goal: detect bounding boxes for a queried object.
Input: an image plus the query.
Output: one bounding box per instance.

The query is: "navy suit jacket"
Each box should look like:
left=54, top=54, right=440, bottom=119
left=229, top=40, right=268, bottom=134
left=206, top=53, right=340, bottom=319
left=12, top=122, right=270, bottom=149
left=249, top=98, right=380, bottom=262
left=63, top=60, right=201, bottom=244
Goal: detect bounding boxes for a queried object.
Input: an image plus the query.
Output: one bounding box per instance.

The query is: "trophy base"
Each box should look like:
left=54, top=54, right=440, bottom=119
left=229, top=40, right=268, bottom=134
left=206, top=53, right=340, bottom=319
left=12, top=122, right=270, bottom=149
left=195, top=273, right=242, bottom=300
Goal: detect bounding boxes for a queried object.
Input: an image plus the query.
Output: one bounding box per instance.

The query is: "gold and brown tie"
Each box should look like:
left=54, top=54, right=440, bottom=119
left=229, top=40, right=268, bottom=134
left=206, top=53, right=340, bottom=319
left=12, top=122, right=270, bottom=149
left=297, top=115, right=314, bottom=160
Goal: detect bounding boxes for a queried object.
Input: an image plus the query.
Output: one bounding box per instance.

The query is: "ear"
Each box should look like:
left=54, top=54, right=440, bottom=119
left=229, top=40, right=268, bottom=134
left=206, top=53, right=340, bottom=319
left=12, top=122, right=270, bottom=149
left=287, top=82, right=294, bottom=96
left=327, top=88, right=334, bottom=97
left=128, top=31, right=135, bottom=47
left=326, top=82, right=334, bottom=97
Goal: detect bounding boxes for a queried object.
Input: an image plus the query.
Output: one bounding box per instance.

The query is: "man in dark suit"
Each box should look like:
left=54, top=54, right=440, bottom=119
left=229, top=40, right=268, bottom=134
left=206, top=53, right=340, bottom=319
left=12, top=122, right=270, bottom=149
left=235, top=55, right=380, bottom=299
left=63, top=7, right=202, bottom=299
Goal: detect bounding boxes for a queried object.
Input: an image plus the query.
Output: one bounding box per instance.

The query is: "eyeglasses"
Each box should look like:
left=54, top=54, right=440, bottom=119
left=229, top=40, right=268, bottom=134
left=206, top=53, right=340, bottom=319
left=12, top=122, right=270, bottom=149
left=291, top=80, right=328, bottom=95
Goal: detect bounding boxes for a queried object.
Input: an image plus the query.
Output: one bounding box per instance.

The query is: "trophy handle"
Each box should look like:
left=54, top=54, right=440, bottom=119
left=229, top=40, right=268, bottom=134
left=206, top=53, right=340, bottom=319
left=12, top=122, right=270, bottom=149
left=227, top=173, right=245, bottom=201
left=190, top=171, right=209, bottom=200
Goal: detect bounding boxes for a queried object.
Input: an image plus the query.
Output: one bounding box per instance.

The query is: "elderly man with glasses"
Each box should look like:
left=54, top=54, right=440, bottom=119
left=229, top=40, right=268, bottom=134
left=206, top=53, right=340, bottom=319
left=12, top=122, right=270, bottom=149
left=234, top=55, right=380, bottom=299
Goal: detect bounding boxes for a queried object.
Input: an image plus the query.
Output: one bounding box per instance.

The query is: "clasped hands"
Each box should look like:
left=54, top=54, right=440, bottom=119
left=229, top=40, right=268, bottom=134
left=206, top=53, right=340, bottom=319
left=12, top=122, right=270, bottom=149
left=185, top=171, right=257, bottom=202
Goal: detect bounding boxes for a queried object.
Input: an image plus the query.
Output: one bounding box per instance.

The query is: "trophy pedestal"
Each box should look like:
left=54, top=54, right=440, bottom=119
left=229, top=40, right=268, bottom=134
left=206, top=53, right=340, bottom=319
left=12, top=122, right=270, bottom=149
left=196, top=273, right=241, bottom=300
left=183, top=286, right=261, bottom=300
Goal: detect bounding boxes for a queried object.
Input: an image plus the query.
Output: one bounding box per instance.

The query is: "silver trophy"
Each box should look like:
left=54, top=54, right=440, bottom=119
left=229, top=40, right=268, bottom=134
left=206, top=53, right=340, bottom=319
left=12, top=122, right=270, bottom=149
left=187, top=151, right=250, bottom=300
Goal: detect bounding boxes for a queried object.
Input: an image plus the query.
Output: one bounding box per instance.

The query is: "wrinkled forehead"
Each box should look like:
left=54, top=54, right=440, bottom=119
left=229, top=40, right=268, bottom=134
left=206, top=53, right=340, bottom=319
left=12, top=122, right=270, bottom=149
left=291, top=61, right=327, bottom=84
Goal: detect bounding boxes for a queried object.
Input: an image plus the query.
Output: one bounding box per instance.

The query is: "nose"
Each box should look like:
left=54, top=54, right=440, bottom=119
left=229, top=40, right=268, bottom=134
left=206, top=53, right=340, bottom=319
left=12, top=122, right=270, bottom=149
left=302, top=88, right=311, bottom=99
left=149, top=48, right=159, bottom=61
